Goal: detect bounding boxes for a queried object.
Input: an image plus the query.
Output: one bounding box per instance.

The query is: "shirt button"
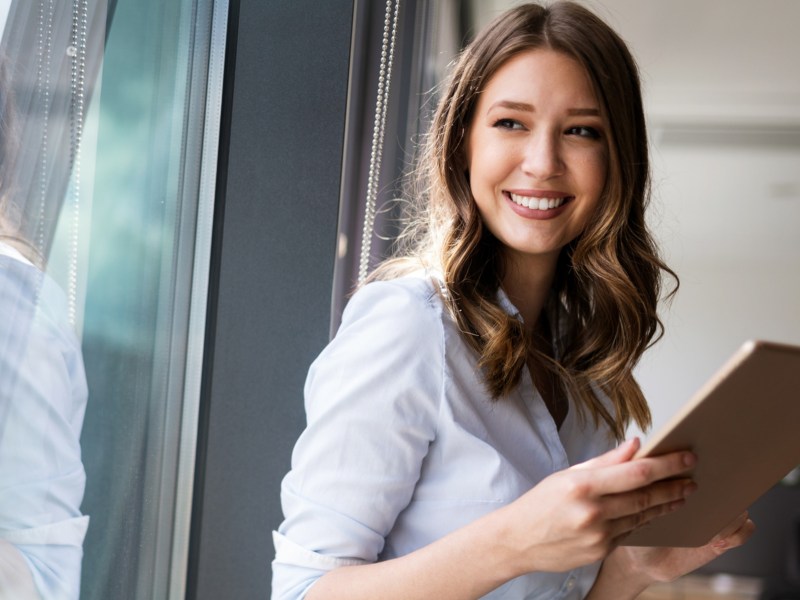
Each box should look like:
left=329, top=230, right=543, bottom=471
left=566, top=576, right=576, bottom=591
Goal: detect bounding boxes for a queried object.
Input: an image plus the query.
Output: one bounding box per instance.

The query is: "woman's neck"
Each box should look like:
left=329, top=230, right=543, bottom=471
left=501, top=251, right=558, bottom=334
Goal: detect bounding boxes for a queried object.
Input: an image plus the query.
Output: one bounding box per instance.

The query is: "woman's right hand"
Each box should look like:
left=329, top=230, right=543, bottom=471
left=305, top=438, right=696, bottom=600
left=496, top=437, right=697, bottom=576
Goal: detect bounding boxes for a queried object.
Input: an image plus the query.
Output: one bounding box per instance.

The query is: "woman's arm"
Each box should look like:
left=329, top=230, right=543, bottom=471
left=305, top=507, right=522, bottom=600
left=306, top=439, right=695, bottom=600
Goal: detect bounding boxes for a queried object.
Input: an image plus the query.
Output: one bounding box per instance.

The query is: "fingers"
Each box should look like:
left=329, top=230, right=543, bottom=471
left=609, top=499, right=687, bottom=540
left=602, top=478, right=696, bottom=521
left=714, top=511, right=749, bottom=539
left=710, top=512, right=756, bottom=551
left=572, top=439, right=696, bottom=497
left=589, top=450, right=697, bottom=496
left=573, top=438, right=640, bottom=471
left=599, top=478, right=696, bottom=540
left=558, top=442, right=699, bottom=549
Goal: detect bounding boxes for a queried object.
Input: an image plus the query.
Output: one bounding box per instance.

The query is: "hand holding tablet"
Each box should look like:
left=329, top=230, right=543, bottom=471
left=624, top=340, right=800, bottom=547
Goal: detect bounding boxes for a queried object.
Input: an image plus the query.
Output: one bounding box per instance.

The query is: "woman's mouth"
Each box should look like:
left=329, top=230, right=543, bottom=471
left=507, top=192, right=572, bottom=211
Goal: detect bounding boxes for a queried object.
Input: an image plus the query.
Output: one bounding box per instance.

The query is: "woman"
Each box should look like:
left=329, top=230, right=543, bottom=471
left=273, top=3, right=753, bottom=598
left=0, top=54, right=89, bottom=599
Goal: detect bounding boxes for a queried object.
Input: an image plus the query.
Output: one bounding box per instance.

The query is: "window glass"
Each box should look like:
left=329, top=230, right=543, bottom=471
left=0, top=0, right=224, bottom=597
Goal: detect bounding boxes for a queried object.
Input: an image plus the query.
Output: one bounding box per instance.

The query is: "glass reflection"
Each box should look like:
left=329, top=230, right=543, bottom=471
left=0, top=240, right=88, bottom=599
left=3, top=0, right=222, bottom=596
left=0, top=17, right=90, bottom=600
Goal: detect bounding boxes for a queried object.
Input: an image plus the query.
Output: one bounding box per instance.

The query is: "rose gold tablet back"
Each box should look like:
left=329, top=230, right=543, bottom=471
left=624, top=340, right=800, bottom=547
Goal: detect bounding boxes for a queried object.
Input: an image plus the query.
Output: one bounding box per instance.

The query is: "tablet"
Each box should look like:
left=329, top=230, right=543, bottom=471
left=623, top=339, right=800, bottom=547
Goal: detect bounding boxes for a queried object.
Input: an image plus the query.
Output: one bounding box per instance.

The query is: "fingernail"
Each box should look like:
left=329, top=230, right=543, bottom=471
left=622, top=437, right=639, bottom=449
left=683, top=452, right=697, bottom=467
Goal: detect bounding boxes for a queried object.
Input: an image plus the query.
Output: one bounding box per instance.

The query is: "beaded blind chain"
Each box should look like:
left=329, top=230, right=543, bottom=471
left=35, top=0, right=55, bottom=258
left=67, top=0, right=88, bottom=326
left=357, top=0, right=401, bottom=285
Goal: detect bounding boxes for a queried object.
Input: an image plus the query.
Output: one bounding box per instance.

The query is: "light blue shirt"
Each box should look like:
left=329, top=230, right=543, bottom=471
left=273, top=274, right=616, bottom=599
left=0, top=245, right=89, bottom=599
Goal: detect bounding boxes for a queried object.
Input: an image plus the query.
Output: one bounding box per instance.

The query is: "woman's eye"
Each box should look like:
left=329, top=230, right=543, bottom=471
left=566, top=126, right=601, bottom=139
left=493, top=118, right=524, bottom=130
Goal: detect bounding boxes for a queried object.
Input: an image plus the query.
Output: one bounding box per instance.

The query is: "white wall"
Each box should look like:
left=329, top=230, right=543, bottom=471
left=603, top=1, right=800, bottom=438
left=635, top=139, right=800, bottom=437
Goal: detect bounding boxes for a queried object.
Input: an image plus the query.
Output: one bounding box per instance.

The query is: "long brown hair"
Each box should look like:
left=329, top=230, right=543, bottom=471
left=373, top=1, right=677, bottom=440
left=0, top=52, right=41, bottom=266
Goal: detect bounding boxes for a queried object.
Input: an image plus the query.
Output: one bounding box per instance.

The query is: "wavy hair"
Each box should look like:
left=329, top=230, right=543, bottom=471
left=372, top=1, right=677, bottom=440
left=0, top=53, right=41, bottom=266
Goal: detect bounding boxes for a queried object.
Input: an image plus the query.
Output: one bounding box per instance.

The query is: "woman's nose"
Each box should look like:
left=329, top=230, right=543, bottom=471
left=521, top=132, right=564, bottom=180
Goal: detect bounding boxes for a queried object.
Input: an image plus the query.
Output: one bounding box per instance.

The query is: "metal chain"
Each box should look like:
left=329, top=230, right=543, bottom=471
left=357, top=0, right=401, bottom=285
left=67, top=0, right=88, bottom=326
left=35, top=0, right=55, bottom=258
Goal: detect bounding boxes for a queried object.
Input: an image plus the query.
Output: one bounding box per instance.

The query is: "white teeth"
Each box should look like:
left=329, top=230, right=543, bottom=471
left=508, top=193, right=567, bottom=210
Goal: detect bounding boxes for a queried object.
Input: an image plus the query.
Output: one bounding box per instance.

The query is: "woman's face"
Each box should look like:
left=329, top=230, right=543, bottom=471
left=466, top=49, right=608, bottom=273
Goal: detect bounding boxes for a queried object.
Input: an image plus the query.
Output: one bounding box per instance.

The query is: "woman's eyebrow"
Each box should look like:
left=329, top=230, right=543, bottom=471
left=486, top=100, right=600, bottom=116
left=567, top=107, right=600, bottom=116
left=487, top=100, right=534, bottom=112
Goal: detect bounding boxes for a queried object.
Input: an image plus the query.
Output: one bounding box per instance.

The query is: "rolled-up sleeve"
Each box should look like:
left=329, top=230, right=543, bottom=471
left=272, top=279, right=444, bottom=600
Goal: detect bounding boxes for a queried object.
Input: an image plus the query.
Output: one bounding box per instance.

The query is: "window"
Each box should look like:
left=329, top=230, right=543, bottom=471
left=0, top=0, right=227, bottom=597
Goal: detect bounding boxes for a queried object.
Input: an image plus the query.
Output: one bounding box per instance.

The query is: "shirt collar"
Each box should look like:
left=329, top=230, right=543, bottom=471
left=426, top=266, right=523, bottom=321
left=0, top=240, right=34, bottom=267
left=496, top=287, right=522, bottom=320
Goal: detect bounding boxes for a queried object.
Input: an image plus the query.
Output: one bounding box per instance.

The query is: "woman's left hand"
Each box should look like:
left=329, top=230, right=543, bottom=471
left=588, top=502, right=755, bottom=599
left=613, top=510, right=756, bottom=587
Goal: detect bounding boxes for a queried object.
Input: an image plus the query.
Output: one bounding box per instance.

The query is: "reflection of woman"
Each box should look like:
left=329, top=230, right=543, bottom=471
left=0, top=56, right=89, bottom=600
left=273, top=3, right=753, bottom=598
left=0, top=241, right=89, bottom=600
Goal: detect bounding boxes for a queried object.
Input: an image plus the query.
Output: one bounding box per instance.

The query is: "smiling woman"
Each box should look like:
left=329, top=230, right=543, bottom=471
left=271, top=3, right=754, bottom=600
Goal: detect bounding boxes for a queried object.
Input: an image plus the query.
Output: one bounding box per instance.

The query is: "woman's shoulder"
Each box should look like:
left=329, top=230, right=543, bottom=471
left=314, top=273, right=452, bottom=389
left=0, top=250, right=76, bottom=343
left=339, top=272, right=447, bottom=334
left=305, top=273, right=448, bottom=422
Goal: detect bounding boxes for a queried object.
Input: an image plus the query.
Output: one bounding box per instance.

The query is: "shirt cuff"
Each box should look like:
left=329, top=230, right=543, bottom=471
left=273, top=530, right=369, bottom=570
